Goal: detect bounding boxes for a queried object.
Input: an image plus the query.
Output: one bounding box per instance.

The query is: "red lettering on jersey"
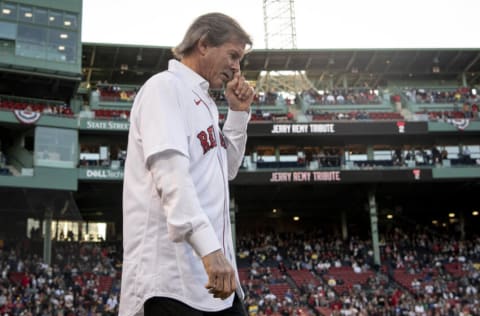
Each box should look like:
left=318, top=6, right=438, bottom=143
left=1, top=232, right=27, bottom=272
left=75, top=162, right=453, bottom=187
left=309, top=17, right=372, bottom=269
left=197, top=131, right=211, bottom=154
left=219, top=132, right=227, bottom=149
left=197, top=125, right=217, bottom=154
left=207, top=126, right=217, bottom=148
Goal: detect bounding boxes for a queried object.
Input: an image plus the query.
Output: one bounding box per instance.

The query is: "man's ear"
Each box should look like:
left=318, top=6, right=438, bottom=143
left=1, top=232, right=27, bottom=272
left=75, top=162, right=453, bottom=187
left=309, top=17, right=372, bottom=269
left=197, top=34, right=209, bottom=56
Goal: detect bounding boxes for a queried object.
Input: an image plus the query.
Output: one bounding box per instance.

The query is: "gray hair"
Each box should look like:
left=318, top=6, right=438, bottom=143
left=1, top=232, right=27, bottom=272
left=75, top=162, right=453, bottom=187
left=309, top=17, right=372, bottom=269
left=172, top=12, right=252, bottom=59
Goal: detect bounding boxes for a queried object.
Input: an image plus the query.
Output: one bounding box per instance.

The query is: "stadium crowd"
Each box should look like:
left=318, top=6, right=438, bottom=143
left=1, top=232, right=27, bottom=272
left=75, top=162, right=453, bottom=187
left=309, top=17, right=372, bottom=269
left=301, top=89, right=383, bottom=106
left=0, top=240, right=121, bottom=316
left=0, top=222, right=478, bottom=315
left=239, top=226, right=480, bottom=315
left=2, top=85, right=479, bottom=124
left=403, top=87, right=478, bottom=105
left=0, top=100, right=73, bottom=117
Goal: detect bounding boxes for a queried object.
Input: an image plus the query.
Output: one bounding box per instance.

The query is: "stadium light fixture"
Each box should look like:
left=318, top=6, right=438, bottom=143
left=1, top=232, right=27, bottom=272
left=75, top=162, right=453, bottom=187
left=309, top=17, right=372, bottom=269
left=386, top=214, right=393, bottom=219
left=473, top=211, right=479, bottom=216
left=431, top=220, right=438, bottom=225
left=24, top=12, right=32, bottom=18
left=448, top=213, right=455, bottom=218
left=2, top=8, right=11, bottom=15
left=272, top=208, right=277, bottom=213
left=293, top=216, right=300, bottom=221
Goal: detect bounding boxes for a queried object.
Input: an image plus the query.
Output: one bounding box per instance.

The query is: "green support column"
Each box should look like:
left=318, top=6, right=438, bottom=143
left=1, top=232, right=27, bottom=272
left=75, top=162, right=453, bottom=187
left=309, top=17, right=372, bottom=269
left=341, top=210, right=348, bottom=241
left=43, top=208, right=53, bottom=266
left=275, top=146, right=280, bottom=162
left=342, top=75, right=348, bottom=92
left=367, top=145, right=374, bottom=161
left=368, top=190, right=381, bottom=266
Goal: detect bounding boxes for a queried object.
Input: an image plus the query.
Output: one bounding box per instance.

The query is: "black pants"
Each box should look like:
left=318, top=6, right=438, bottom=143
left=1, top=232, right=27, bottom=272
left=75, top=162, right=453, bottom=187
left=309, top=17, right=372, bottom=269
left=144, top=294, right=247, bottom=316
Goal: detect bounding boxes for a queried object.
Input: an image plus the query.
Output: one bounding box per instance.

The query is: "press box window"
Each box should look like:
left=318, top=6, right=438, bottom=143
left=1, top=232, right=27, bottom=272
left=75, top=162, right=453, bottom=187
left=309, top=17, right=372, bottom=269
left=48, top=10, right=62, bottom=27
left=19, top=5, right=33, bottom=23
left=16, top=24, right=47, bottom=60
left=34, top=126, right=78, bottom=168
left=63, top=13, right=77, bottom=29
left=1, top=2, right=17, bottom=20
left=34, top=7, right=48, bottom=25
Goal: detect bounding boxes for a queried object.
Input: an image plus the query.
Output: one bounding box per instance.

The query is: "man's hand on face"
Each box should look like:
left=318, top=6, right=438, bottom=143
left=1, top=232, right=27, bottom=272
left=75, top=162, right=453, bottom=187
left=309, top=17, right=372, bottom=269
left=224, top=72, right=254, bottom=113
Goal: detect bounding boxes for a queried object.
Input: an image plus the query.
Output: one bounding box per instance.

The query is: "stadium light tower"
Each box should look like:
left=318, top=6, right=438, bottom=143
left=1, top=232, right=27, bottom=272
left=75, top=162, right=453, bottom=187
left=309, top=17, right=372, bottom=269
left=263, top=0, right=297, bottom=49
left=260, top=0, right=316, bottom=107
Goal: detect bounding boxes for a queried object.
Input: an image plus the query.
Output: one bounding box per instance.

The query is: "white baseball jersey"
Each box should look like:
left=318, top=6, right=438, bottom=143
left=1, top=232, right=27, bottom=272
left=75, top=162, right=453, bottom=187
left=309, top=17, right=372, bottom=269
left=120, top=59, right=249, bottom=316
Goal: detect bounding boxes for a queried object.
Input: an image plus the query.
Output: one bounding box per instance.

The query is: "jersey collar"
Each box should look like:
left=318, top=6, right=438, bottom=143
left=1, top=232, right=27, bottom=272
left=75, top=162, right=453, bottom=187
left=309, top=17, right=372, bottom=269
left=168, top=59, right=210, bottom=94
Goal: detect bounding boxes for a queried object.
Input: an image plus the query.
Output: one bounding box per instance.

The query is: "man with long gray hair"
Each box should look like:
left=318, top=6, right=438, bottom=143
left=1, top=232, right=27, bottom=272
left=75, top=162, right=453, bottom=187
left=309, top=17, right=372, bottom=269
left=120, top=12, right=254, bottom=316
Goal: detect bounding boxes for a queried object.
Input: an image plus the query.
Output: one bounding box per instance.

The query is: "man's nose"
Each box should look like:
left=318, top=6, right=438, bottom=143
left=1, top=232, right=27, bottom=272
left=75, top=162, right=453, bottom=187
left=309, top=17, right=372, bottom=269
left=231, top=60, right=240, bottom=72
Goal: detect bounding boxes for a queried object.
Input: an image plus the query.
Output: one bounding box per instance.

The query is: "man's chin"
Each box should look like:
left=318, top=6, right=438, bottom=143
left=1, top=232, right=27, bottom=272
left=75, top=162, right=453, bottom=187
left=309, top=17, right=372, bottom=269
left=210, top=81, right=224, bottom=90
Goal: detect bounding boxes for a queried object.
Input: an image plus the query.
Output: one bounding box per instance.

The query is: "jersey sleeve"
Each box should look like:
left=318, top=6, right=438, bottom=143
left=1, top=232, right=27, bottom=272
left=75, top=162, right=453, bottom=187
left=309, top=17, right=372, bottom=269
left=222, top=109, right=250, bottom=180
left=133, top=75, right=190, bottom=165
left=149, top=151, right=222, bottom=257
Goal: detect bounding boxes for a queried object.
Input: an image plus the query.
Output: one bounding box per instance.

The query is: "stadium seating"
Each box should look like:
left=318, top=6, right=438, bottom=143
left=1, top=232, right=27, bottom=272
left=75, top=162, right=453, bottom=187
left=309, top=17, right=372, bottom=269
left=93, top=108, right=130, bottom=119
left=321, top=266, right=374, bottom=295
left=287, top=269, right=321, bottom=288
left=0, top=224, right=479, bottom=316
left=443, top=262, right=467, bottom=278
left=0, top=99, right=73, bottom=116
left=311, top=111, right=404, bottom=121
